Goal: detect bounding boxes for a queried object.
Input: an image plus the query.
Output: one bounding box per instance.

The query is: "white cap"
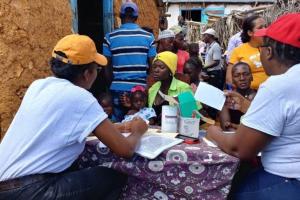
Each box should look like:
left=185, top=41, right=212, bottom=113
left=169, top=25, right=183, bottom=35
left=202, top=28, right=216, bottom=37
left=157, top=30, right=175, bottom=41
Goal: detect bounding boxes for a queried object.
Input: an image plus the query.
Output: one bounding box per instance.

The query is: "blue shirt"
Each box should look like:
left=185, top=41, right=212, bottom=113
left=103, top=23, right=156, bottom=91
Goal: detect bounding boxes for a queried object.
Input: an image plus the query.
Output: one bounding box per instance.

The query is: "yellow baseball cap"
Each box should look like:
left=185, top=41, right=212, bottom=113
left=52, top=34, right=107, bottom=66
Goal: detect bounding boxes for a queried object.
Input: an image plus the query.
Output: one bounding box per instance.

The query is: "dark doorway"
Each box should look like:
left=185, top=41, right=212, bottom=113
left=181, top=9, right=202, bottom=22
left=77, top=0, right=108, bottom=97
left=78, top=0, right=103, bottom=52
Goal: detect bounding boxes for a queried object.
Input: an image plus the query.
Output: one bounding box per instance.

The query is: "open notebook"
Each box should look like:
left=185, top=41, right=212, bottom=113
left=86, top=129, right=183, bottom=159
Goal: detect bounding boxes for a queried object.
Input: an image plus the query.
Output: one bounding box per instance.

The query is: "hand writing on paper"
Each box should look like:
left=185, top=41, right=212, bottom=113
left=131, top=117, right=148, bottom=136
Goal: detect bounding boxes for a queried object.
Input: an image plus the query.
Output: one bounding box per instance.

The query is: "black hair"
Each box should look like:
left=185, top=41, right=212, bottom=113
left=264, top=37, right=300, bottom=64
left=159, top=16, right=167, bottom=24
left=130, top=90, right=147, bottom=102
left=241, top=15, right=261, bottom=43
left=120, top=7, right=137, bottom=21
left=185, top=57, right=203, bottom=71
left=189, top=43, right=199, bottom=52
left=97, top=92, right=112, bottom=104
left=232, top=62, right=251, bottom=74
left=50, top=51, right=94, bottom=83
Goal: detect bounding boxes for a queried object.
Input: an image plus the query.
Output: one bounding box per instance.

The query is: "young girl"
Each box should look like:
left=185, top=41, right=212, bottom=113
left=97, top=92, right=117, bottom=123
left=122, top=86, right=156, bottom=125
left=183, top=57, right=203, bottom=92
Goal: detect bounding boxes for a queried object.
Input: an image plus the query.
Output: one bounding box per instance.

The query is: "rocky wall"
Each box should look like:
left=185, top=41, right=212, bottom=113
left=0, top=0, right=72, bottom=139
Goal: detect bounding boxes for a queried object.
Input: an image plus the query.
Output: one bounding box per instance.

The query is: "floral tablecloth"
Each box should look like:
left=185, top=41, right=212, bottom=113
left=77, top=139, right=239, bottom=200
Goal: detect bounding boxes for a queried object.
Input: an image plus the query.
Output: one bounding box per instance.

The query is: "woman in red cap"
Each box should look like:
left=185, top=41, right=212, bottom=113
left=207, top=13, right=300, bottom=199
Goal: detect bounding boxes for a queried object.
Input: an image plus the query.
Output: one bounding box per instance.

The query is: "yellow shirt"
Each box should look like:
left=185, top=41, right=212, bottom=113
left=229, top=43, right=268, bottom=89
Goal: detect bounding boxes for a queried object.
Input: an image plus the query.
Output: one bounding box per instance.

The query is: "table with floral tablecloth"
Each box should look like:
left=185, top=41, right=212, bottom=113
left=76, top=139, right=239, bottom=200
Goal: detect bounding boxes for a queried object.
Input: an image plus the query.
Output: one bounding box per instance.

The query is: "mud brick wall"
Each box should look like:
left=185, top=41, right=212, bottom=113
left=114, top=0, right=160, bottom=37
left=0, top=0, right=72, bottom=139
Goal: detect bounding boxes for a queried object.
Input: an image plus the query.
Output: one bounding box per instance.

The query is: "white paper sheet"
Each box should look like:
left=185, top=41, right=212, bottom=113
left=135, top=135, right=183, bottom=159
left=194, top=82, right=226, bottom=111
left=86, top=129, right=182, bottom=159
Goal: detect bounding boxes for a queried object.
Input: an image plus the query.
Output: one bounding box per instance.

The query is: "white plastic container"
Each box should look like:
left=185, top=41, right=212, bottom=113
left=161, top=105, right=178, bottom=133
left=179, top=117, right=200, bottom=138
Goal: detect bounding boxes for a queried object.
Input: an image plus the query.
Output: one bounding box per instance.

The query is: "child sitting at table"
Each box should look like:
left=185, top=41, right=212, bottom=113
left=97, top=92, right=117, bottom=123
left=122, top=86, right=156, bottom=125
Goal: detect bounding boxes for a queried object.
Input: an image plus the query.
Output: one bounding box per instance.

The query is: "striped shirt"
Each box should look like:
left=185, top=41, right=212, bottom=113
left=103, top=23, right=157, bottom=91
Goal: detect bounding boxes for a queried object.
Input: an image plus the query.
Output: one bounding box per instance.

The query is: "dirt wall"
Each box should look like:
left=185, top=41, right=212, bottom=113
left=114, top=0, right=160, bottom=37
left=0, top=0, right=72, bottom=139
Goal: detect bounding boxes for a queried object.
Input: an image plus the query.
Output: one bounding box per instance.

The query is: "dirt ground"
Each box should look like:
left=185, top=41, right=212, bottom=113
left=0, top=0, right=72, bottom=139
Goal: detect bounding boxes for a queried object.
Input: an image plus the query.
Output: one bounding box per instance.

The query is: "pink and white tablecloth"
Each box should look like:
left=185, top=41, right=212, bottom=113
left=77, top=139, right=239, bottom=200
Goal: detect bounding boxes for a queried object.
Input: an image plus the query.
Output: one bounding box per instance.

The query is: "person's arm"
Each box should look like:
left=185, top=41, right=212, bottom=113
left=204, top=60, right=220, bottom=69
left=226, top=36, right=236, bottom=57
left=103, top=35, right=113, bottom=86
left=224, top=90, right=251, bottom=113
left=104, top=57, right=113, bottom=87
left=127, top=109, right=138, bottom=115
left=219, top=105, right=232, bottom=131
left=114, top=121, right=134, bottom=133
left=208, top=85, right=284, bottom=160
left=148, top=34, right=157, bottom=73
left=148, top=117, right=156, bottom=125
left=94, top=117, right=148, bottom=158
left=207, top=124, right=273, bottom=160
left=148, top=57, right=155, bottom=73
left=226, top=63, right=233, bottom=85
left=226, top=47, right=239, bottom=84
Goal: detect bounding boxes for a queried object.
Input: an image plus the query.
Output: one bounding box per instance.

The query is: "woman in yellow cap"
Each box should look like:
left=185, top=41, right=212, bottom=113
left=0, top=34, right=148, bottom=200
left=148, top=51, right=192, bottom=124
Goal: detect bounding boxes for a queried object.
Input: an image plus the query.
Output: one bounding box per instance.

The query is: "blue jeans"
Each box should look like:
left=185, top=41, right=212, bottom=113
left=234, top=168, right=300, bottom=200
left=0, top=166, right=127, bottom=200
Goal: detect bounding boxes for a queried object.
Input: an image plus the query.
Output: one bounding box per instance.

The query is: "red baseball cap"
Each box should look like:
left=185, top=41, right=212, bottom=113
left=254, top=13, right=300, bottom=48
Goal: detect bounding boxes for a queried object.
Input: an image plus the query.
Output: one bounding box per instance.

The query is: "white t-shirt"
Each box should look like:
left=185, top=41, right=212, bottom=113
left=241, top=64, right=300, bottom=179
left=205, top=41, right=222, bottom=72
left=0, top=77, right=107, bottom=181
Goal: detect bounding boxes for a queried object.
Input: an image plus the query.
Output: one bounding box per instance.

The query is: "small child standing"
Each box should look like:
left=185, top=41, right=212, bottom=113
left=122, top=86, right=156, bottom=125
left=97, top=93, right=118, bottom=123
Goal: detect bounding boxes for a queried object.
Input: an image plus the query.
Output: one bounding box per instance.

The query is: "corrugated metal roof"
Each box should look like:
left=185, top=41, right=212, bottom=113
left=163, top=0, right=275, bottom=3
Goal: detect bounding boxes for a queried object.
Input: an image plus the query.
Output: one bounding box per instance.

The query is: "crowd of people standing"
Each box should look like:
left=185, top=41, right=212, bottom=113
left=99, top=2, right=269, bottom=124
